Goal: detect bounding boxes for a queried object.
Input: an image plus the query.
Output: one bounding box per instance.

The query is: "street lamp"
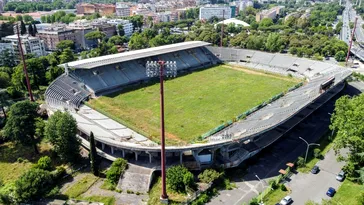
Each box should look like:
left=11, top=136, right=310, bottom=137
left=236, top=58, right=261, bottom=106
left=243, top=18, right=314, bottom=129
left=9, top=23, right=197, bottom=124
left=146, top=60, right=177, bottom=203
left=255, top=175, right=265, bottom=205
left=298, top=137, right=320, bottom=164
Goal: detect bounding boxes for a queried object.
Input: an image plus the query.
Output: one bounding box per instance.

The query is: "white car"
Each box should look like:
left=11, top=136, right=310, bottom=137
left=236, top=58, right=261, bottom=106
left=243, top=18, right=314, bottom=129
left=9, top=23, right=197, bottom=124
left=280, top=196, right=292, bottom=205
left=336, top=170, right=345, bottom=181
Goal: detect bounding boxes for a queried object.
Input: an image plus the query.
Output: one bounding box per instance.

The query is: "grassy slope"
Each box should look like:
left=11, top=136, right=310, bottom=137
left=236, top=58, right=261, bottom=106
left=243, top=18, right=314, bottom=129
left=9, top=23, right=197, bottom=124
left=0, top=141, right=53, bottom=184
left=81, top=195, right=116, bottom=205
left=64, top=174, right=99, bottom=198
left=88, top=65, right=298, bottom=145
left=263, top=189, right=289, bottom=205
left=332, top=180, right=364, bottom=205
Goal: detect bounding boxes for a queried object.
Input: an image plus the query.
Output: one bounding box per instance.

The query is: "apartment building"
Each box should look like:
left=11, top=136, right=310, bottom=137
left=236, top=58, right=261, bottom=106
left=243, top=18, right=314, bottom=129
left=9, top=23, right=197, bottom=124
left=116, top=3, right=131, bottom=17
left=199, top=6, right=232, bottom=20
left=106, top=19, right=134, bottom=37
left=76, top=3, right=116, bottom=16
left=37, top=26, right=77, bottom=51
left=255, top=6, right=284, bottom=22
left=2, top=34, right=46, bottom=60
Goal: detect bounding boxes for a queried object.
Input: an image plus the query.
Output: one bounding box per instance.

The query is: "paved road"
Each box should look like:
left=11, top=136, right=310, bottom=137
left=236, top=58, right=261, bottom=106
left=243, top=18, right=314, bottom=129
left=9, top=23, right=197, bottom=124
left=207, top=84, right=362, bottom=205
left=286, top=149, right=346, bottom=205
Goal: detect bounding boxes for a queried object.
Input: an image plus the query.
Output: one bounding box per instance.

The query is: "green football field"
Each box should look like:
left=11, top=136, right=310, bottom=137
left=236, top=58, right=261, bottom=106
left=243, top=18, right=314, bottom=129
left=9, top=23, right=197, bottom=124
left=88, top=65, right=300, bottom=145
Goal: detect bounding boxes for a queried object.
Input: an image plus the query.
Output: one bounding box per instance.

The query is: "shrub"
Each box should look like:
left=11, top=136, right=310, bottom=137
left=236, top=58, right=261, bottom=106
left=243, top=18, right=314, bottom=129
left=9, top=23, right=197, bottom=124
left=166, top=165, right=195, bottom=193
left=51, top=166, right=67, bottom=181
left=191, top=193, right=209, bottom=205
left=269, top=179, right=279, bottom=190
left=249, top=197, right=259, bottom=205
left=36, top=156, right=52, bottom=171
left=16, top=157, right=25, bottom=163
left=183, top=171, right=195, bottom=189
left=46, top=186, right=60, bottom=197
left=280, top=183, right=287, bottom=191
left=198, top=169, right=222, bottom=184
left=106, top=158, right=128, bottom=184
left=313, top=148, right=321, bottom=158
left=296, top=156, right=305, bottom=167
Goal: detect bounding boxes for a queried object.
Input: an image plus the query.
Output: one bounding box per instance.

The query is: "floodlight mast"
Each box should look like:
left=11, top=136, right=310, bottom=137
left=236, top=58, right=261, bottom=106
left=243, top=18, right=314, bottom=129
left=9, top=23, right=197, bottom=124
left=146, top=60, right=177, bottom=203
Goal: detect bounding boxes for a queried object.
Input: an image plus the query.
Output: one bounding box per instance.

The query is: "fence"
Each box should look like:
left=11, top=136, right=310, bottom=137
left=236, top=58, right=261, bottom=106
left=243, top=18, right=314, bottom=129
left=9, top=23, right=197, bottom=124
left=198, top=82, right=304, bottom=140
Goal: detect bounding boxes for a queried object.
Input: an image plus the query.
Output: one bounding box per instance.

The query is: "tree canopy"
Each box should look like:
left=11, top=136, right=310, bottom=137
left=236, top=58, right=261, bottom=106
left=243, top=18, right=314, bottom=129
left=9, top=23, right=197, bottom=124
left=44, top=111, right=80, bottom=162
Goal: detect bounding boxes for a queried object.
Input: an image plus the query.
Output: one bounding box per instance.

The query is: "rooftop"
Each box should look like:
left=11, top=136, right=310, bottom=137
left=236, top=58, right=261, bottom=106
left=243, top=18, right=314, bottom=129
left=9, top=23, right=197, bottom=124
left=216, top=18, right=250, bottom=27
left=64, top=41, right=211, bottom=69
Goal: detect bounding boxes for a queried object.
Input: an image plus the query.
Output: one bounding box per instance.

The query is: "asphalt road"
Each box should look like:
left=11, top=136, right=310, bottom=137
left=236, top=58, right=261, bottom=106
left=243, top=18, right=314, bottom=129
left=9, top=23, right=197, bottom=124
left=286, top=149, right=346, bottom=205
left=207, top=84, right=362, bottom=205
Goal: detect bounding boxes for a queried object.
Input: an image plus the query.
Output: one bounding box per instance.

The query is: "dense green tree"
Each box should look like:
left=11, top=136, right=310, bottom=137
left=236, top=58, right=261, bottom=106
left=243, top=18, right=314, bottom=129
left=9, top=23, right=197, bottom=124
left=166, top=165, right=195, bottom=193
left=14, top=168, right=53, bottom=202
left=117, top=24, right=125, bottom=36
left=11, top=58, right=47, bottom=91
left=259, top=18, right=274, bottom=27
left=27, top=23, right=34, bottom=36
left=89, top=132, right=99, bottom=176
left=128, top=33, right=149, bottom=50
left=0, top=90, right=10, bottom=119
left=265, top=33, right=283, bottom=52
left=108, top=35, right=127, bottom=45
left=106, top=158, right=127, bottom=184
left=59, top=48, right=75, bottom=64
left=85, top=30, right=106, bottom=43
left=44, top=111, right=80, bottom=162
left=56, top=40, right=75, bottom=51
left=20, top=21, right=26, bottom=35
left=46, top=66, right=63, bottom=83
left=23, top=15, right=33, bottom=23
left=334, top=51, right=346, bottom=62
left=3, top=101, right=39, bottom=153
left=0, top=72, right=10, bottom=88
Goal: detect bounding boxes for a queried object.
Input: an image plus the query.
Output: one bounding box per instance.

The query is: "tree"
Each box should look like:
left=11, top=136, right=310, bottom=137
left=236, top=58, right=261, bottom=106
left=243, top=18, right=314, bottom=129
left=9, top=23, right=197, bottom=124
left=334, top=51, right=346, bottom=62
left=0, top=71, right=10, bottom=88
left=44, top=111, right=80, bottom=162
left=27, top=23, right=34, bottom=36
left=106, top=158, right=128, bottom=184
left=33, top=24, right=38, bottom=35
left=198, top=169, right=222, bottom=183
left=46, top=66, right=63, bottom=83
left=23, top=15, right=33, bottom=23
left=265, top=33, right=283, bottom=52
left=20, top=20, right=26, bottom=35
left=128, top=33, right=149, bottom=50
left=36, top=156, right=53, bottom=170
left=59, top=48, right=75, bottom=64
left=85, top=30, right=106, bottom=43
left=0, top=49, right=16, bottom=67
left=56, top=40, right=75, bottom=51
left=0, top=90, right=10, bottom=120
left=166, top=165, right=195, bottom=193
left=259, top=18, right=274, bottom=27
left=14, top=168, right=53, bottom=202
left=3, top=101, right=39, bottom=153
left=12, top=58, right=47, bottom=90
left=89, top=132, right=99, bottom=176
left=330, top=94, right=364, bottom=178
left=108, top=35, right=127, bottom=45
left=117, top=24, right=125, bottom=36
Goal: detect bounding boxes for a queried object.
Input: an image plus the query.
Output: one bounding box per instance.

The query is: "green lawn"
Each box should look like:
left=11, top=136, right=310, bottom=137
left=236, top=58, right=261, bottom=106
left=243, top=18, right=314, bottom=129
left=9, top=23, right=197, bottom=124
left=332, top=180, right=364, bottom=205
left=80, top=195, right=116, bottom=205
left=263, top=189, right=289, bottom=205
left=88, top=65, right=298, bottom=145
left=64, top=174, right=99, bottom=198
left=0, top=141, right=53, bottom=184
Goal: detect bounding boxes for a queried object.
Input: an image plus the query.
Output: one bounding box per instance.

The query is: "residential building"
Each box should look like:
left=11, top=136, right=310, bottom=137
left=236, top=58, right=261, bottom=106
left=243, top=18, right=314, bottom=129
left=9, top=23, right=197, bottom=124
left=68, top=20, right=96, bottom=49
left=116, top=3, right=131, bottom=17
left=76, top=3, right=116, bottom=16
left=2, top=34, right=46, bottom=60
left=92, top=24, right=116, bottom=39
left=199, top=6, right=232, bottom=20
left=0, top=43, right=14, bottom=54
left=37, top=26, right=77, bottom=51
left=255, top=6, right=284, bottom=22
left=0, top=0, right=4, bottom=13
left=233, top=0, right=253, bottom=11
left=106, top=19, right=134, bottom=37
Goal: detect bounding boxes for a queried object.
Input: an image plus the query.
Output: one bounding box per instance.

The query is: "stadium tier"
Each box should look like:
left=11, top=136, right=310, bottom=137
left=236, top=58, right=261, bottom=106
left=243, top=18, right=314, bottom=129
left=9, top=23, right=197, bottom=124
left=45, top=41, right=352, bottom=170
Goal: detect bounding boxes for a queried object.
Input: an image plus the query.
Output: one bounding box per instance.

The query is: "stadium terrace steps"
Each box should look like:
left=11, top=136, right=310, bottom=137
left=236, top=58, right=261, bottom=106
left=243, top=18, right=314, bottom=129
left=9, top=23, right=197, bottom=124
left=116, top=164, right=154, bottom=194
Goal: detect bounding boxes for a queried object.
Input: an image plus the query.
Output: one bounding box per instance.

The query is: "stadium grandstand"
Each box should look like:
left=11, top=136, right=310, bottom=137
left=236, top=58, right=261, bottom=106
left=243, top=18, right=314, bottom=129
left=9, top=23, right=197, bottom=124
left=45, top=41, right=351, bottom=170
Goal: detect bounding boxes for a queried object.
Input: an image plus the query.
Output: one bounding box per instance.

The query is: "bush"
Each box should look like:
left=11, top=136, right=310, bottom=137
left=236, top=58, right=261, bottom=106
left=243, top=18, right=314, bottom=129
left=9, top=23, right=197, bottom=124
left=46, top=186, right=60, bottom=197
left=296, top=156, right=305, bottom=167
left=166, top=165, right=195, bottom=193
left=183, top=171, right=195, bottom=189
left=249, top=197, right=259, bottom=205
left=280, top=183, right=287, bottom=191
left=269, top=179, right=279, bottom=190
left=0, top=183, right=16, bottom=204
left=51, top=166, right=66, bottom=181
left=198, top=169, right=222, bottom=184
left=36, top=156, right=52, bottom=171
left=313, top=148, right=321, bottom=158
left=106, top=158, right=128, bottom=184
left=191, top=193, right=210, bottom=205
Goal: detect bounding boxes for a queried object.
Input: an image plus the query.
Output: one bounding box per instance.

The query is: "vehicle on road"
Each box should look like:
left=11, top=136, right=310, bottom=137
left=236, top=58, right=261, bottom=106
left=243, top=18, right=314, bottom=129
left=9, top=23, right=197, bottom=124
left=336, top=170, right=345, bottom=181
left=279, top=196, right=292, bottom=205
left=311, top=165, right=320, bottom=174
left=326, top=187, right=336, bottom=197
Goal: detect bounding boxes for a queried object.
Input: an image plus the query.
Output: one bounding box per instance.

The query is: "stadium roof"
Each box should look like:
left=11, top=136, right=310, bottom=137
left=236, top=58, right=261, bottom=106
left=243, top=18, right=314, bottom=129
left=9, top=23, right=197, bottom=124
left=64, top=41, right=211, bottom=69
left=215, top=18, right=250, bottom=27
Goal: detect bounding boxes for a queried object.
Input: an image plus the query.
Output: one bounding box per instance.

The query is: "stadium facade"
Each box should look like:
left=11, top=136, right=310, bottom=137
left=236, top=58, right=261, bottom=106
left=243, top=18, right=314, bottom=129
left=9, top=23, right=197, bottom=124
left=45, top=41, right=351, bottom=170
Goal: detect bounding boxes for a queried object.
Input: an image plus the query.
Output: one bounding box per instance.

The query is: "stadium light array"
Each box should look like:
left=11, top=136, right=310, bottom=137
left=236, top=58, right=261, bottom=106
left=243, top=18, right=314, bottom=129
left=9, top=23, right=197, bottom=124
left=145, top=60, right=177, bottom=203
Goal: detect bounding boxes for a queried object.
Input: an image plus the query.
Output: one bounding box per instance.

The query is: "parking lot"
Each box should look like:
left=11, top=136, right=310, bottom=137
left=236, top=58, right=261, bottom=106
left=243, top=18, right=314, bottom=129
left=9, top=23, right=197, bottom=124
left=286, top=148, right=346, bottom=205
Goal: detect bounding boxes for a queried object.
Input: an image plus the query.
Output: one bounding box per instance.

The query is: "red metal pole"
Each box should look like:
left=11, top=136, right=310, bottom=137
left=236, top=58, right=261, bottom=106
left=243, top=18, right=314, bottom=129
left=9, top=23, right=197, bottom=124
left=159, top=60, right=168, bottom=201
left=346, top=17, right=358, bottom=65
left=16, top=24, right=34, bottom=101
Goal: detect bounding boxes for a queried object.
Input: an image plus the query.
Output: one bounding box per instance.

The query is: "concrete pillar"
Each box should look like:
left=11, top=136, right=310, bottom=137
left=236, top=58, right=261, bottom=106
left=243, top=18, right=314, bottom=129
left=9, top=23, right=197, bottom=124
left=135, top=151, right=139, bottom=161
left=111, top=146, right=114, bottom=154
left=101, top=143, right=105, bottom=150
left=122, top=150, right=125, bottom=158
left=180, top=152, right=183, bottom=164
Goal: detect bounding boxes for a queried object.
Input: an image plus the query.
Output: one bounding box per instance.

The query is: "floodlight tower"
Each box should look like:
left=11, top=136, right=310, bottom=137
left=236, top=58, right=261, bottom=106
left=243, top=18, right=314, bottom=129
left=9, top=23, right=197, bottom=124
left=146, top=60, right=177, bottom=203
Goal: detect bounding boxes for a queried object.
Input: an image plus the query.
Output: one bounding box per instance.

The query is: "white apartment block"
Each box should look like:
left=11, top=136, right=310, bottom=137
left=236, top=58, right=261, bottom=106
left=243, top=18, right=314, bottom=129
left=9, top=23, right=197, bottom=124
left=256, top=6, right=284, bottom=22
left=116, top=3, right=130, bottom=17
left=199, top=6, right=232, bottom=20
left=2, top=35, right=46, bottom=59
left=106, top=19, right=134, bottom=37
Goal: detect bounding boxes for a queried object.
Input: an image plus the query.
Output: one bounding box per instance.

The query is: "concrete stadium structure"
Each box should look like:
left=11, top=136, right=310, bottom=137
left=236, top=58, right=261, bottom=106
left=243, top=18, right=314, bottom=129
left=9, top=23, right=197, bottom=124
left=45, top=41, right=351, bottom=170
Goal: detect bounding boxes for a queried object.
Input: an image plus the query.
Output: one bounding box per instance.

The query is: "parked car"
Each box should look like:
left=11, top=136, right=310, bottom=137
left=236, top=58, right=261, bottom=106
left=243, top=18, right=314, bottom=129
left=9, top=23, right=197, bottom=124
left=326, top=187, right=336, bottom=197
left=336, top=170, right=345, bottom=181
left=311, top=165, right=320, bottom=174
left=280, top=196, right=292, bottom=205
